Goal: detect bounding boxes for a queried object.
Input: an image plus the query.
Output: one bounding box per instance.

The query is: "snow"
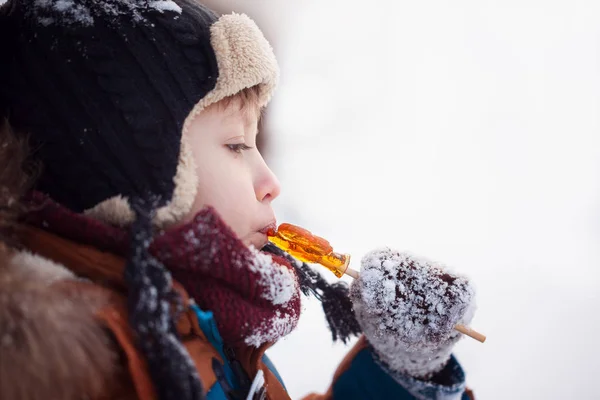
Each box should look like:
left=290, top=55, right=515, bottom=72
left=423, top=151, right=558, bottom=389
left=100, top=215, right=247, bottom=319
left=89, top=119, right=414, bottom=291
left=149, top=0, right=181, bottom=14
left=245, top=310, right=295, bottom=348
left=247, top=246, right=299, bottom=306
left=34, top=0, right=93, bottom=26
left=262, top=1, right=600, bottom=399
left=28, top=0, right=181, bottom=27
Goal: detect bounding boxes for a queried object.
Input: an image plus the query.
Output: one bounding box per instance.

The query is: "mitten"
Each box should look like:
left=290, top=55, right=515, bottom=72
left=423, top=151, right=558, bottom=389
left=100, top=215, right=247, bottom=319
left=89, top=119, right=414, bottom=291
left=351, top=247, right=476, bottom=378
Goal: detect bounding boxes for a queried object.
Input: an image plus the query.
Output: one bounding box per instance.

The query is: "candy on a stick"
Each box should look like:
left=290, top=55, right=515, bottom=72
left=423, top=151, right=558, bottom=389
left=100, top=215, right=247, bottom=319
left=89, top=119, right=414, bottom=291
left=267, top=223, right=358, bottom=278
left=267, top=223, right=485, bottom=343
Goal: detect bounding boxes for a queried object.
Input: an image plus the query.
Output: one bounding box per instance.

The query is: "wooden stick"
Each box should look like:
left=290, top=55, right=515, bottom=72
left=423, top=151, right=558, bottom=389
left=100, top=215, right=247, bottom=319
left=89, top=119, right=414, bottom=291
left=454, top=324, right=487, bottom=343
left=341, top=268, right=486, bottom=343
left=345, top=267, right=360, bottom=279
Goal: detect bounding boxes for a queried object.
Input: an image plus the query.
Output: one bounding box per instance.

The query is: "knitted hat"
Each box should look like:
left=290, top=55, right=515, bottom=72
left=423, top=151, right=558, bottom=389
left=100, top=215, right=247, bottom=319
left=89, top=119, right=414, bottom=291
left=0, top=0, right=279, bottom=228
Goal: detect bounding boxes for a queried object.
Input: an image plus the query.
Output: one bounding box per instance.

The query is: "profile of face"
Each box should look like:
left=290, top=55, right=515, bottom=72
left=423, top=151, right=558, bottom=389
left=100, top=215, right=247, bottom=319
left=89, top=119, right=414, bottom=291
left=181, top=97, right=281, bottom=249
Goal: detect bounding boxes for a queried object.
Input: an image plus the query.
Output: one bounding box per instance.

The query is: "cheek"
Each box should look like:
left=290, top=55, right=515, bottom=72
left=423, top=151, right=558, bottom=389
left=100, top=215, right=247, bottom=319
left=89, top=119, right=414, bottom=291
left=196, top=167, right=240, bottom=208
left=191, top=153, right=256, bottom=235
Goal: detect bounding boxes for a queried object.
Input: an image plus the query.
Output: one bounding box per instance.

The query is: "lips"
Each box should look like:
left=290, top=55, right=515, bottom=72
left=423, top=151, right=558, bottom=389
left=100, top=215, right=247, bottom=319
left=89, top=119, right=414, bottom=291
left=259, top=221, right=277, bottom=236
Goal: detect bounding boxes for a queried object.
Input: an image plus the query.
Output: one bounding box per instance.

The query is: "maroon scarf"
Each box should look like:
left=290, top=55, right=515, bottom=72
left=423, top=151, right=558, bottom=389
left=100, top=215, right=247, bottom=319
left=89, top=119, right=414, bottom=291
left=24, top=192, right=301, bottom=346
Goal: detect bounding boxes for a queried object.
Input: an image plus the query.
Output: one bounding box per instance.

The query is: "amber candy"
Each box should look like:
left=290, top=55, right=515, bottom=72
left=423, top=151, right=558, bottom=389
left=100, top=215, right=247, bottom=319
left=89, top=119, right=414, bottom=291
left=267, top=223, right=351, bottom=278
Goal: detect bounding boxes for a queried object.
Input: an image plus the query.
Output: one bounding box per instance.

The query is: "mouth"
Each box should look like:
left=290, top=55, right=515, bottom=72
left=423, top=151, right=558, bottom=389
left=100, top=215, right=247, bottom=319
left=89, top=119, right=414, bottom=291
left=244, top=221, right=277, bottom=249
left=258, top=221, right=277, bottom=236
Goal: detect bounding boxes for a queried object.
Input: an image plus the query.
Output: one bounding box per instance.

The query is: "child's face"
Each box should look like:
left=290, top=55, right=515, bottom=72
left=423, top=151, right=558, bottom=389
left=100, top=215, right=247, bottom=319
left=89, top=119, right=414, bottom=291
left=182, top=98, right=280, bottom=249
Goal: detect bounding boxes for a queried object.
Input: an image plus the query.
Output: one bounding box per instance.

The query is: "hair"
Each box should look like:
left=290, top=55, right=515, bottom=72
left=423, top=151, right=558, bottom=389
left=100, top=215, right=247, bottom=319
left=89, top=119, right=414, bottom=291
left=212, top=85, right=264, bottom=119
left=212, top=85, right=269, bottom=152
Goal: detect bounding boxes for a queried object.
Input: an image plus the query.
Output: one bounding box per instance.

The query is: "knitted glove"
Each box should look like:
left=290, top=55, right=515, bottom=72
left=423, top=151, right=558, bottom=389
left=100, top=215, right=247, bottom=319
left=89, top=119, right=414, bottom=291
left=350, top=247, right=476, bottom=379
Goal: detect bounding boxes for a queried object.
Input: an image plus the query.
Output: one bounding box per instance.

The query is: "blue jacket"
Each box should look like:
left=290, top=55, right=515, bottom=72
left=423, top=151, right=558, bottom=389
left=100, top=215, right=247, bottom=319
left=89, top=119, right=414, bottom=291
left=193, top=305, right=472, bottom=400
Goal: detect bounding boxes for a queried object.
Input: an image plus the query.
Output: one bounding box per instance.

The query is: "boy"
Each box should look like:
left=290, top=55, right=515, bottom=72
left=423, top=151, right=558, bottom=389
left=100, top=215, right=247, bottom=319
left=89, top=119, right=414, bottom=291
left=0, top=0, right=475, bottom=399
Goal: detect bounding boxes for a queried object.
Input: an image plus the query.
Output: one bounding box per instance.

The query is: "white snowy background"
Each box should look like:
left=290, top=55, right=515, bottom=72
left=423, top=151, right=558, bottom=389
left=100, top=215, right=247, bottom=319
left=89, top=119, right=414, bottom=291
left=234, top=1, right=600, bottom=399
left=3, top=0, right=599, bottom=399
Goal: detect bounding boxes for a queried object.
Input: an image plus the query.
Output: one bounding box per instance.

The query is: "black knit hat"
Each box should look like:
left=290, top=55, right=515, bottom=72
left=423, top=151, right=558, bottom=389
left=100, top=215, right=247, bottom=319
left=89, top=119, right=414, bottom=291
left=1, top=0, right=219, bottom=214
left=0, top=0, right=279, bottom=227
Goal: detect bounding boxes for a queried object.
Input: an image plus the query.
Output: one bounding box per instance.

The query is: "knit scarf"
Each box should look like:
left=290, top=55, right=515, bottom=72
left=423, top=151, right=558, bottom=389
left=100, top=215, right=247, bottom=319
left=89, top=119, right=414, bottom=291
left=23, top=192, right=301, bottom=347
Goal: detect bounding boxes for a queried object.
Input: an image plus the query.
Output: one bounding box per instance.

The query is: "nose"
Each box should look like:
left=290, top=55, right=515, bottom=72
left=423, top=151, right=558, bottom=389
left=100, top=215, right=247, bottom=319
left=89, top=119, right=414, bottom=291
left=256, top=162, right=281, bottom=203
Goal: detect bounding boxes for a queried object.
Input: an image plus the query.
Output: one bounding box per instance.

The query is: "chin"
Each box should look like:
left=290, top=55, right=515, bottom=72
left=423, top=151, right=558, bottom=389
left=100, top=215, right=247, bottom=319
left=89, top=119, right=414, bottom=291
left=243, top=233, right=268, bottom=249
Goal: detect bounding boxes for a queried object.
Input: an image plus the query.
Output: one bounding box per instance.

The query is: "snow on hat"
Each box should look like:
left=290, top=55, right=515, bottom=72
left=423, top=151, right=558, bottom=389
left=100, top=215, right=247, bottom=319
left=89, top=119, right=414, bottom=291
left=0, top=0, right=279, bottom=227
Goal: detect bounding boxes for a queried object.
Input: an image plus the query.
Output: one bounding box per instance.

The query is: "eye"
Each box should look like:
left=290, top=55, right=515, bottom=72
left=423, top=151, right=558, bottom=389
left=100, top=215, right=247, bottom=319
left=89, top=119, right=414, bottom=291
left=226, top=143, right=253, bottom=154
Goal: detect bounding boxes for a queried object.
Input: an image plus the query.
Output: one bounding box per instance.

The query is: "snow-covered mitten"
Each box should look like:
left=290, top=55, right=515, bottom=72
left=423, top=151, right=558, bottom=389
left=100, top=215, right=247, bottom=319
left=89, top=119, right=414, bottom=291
left=350, top=248, right=476, bottom=379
